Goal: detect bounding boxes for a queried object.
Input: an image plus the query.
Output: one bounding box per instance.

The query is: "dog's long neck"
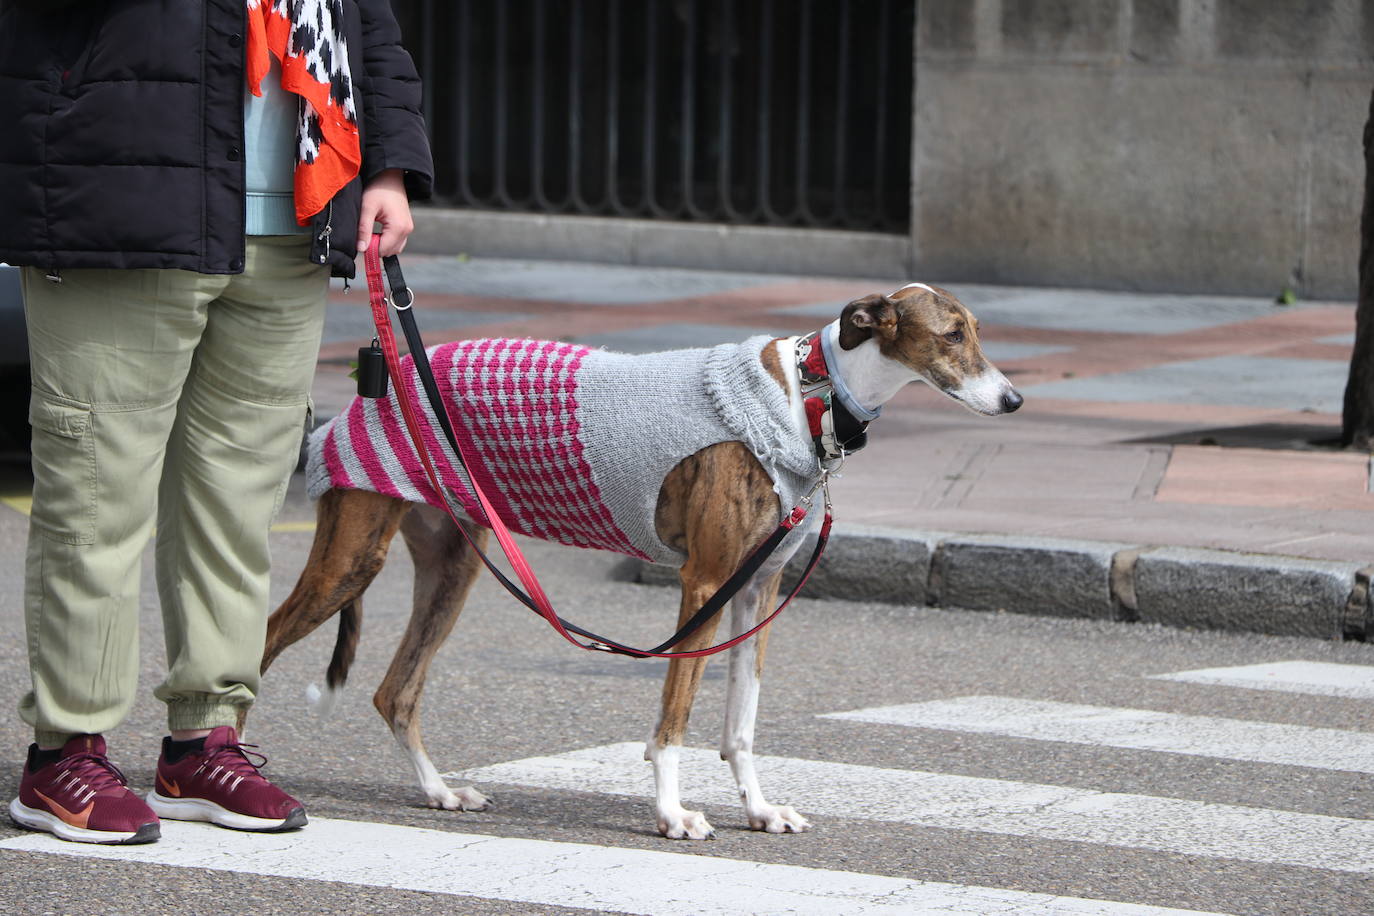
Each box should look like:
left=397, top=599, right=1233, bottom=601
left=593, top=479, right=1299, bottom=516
left=818, top=320, right=918, bottom=413
left=774, top=322, right=921, bottom=450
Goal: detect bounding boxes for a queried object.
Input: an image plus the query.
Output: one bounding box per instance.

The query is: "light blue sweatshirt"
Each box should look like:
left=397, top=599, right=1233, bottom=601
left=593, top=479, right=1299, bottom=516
left=244, top=58, right=306, bottom=236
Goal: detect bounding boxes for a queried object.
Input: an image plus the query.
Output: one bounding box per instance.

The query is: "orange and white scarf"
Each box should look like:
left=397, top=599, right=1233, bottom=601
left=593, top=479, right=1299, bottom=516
left=246, top=0, right=361, bottom=225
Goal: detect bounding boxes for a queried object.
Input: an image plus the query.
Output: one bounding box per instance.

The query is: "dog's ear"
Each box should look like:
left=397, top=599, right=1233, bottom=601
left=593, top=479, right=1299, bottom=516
left=839, top=294, right=898, bottom=349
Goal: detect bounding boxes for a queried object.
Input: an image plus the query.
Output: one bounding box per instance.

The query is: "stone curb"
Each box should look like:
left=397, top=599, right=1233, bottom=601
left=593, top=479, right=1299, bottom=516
left=411, top=209, right=913, bottom=280
left=633, top=524, right=1374, bottom=641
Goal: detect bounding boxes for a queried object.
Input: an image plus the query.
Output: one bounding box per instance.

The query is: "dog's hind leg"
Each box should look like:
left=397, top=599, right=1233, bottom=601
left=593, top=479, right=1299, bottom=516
left=247, top=490, right=408, bottom=737
left=374, top=504, right=491, bottom=811
left=261, top=489, right=409, bottom=675
left=721, top=568, right=811, bottom=834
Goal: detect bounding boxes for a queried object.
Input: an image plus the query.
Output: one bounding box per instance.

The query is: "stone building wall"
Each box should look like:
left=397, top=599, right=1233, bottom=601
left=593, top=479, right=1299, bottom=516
left=913, top=0, right=1374, bottom=297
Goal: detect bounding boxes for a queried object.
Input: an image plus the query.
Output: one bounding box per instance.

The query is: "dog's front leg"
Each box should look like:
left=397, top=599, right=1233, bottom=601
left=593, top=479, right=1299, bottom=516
left=721, top=571, right=811, bottom=834
left=647, top=563, right=728, bottom=840
left=650, top=441, right=790, bottom=839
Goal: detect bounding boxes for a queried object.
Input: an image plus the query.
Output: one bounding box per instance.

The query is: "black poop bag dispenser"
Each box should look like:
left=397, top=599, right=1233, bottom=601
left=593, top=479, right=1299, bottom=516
left=357, top=337, right=388, bottom=398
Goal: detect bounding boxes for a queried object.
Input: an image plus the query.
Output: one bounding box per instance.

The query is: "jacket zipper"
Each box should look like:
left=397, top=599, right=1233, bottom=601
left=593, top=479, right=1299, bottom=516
left=315, top=201, right=333, bottom=264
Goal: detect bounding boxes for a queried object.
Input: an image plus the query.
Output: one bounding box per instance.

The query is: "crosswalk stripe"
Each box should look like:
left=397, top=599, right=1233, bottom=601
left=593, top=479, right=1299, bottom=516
left=453, top=742, right=1374, bottom=874
left=1149, top=661, right=1374, bottom=699
left=0, top=816, right=1230, bottom=916
left=818, top=696, right=1374, bottom=773
left=0, top=493, right=30, bottom=516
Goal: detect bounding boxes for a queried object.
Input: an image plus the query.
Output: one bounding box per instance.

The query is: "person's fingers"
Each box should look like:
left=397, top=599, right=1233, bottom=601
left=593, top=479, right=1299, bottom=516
left=356, top=195, right=381, bottom=253
left=357, top=171, right=412, bottom=255
left=373, top=192, right=415, bottom=257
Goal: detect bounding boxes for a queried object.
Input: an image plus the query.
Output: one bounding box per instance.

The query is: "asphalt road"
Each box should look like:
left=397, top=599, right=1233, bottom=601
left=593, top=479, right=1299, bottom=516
left=1, top=467, right=1373, bottom=915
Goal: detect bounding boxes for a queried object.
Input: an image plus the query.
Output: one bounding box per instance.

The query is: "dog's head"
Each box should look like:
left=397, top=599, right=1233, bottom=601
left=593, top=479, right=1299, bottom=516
left=839, top=283, right=1023, bottom=416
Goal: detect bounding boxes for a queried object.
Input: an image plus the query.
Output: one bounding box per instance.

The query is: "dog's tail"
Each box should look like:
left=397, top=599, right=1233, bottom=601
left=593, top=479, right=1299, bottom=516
left=306, top=599, right=362, bottom=718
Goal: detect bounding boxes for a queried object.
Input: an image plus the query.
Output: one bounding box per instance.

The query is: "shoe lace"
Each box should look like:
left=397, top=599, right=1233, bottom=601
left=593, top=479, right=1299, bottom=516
left=56, top=752, right=130, bottom=794
left=201, top=740, right=270, bottom=783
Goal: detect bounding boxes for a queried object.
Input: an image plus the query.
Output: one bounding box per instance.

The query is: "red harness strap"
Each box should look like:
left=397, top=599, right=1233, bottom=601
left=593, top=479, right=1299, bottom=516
left=362, top=235, right=832, bottom=659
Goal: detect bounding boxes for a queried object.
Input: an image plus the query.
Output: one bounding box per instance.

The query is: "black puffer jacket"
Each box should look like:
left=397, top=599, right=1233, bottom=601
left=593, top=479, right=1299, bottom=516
left=0, top=0, right=432, bottom=278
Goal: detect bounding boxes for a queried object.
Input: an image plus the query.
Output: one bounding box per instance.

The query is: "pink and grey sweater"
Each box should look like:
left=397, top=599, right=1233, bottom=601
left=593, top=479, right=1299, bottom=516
left=306, top=336, right=819, bottom=566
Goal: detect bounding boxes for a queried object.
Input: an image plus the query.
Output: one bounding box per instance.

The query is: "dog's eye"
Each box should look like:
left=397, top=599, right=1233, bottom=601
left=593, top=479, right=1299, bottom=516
left=944, top=330, right=964, bottom=344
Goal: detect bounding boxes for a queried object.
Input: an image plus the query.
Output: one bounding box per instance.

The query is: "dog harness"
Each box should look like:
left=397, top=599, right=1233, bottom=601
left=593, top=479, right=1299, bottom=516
left=795, top=328, right=880, bottom=461
left=307, top=336, right=820, bottom=566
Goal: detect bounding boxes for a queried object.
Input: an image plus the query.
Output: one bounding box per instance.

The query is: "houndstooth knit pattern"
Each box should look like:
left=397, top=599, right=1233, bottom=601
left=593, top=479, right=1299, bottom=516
left=306, top=336, right=819, bottom=566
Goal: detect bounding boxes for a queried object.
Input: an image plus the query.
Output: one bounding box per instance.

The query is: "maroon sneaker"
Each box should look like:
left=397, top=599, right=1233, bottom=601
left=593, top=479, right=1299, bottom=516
left=9, top=735, right=160, bottom=844
left=146, top=726, right=306, bottom=831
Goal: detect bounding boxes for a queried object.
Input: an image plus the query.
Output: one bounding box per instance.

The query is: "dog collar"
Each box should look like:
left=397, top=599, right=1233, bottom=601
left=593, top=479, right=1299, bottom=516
left=795, top=329, right=877, bottom=461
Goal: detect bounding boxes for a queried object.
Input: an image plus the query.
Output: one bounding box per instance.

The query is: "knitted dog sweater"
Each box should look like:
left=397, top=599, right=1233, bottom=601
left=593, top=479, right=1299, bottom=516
left=306, top=336, right=819, bottom=566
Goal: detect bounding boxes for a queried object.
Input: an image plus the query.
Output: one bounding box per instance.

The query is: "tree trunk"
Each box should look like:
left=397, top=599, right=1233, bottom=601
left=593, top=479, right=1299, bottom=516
left=1341, top=88, right=1374, bottom=449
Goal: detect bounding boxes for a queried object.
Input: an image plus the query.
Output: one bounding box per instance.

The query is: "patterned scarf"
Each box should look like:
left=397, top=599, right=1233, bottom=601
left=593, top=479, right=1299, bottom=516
left=245, top=0, right=361, bottom=225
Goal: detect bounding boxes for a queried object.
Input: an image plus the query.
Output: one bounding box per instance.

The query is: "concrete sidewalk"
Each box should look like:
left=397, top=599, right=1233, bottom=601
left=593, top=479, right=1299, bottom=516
left=313, top=255, right=1374, bottom=641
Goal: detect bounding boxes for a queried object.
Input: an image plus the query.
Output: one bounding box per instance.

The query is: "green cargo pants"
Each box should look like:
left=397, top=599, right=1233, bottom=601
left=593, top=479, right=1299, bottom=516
left=18, top=235, right=328, bottom=747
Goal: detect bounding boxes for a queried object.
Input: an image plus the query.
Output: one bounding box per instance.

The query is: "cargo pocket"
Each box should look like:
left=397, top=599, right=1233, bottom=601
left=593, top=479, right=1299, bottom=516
left=274, top=396, right=314, bottom=522
left=27, top=391, right=96, bottom=545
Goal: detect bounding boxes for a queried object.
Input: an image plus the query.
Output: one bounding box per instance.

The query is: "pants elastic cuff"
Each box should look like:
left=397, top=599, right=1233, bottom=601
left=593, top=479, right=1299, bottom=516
left=166, top=701, right=246, bottom=733
left=34, top=729, right=79, bottom=750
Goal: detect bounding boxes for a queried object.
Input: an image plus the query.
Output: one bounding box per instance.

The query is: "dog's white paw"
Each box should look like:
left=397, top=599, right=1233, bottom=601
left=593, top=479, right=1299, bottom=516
left=426, top=784, right=492, bottom=812
left=747, top=803, right=810, bottom=834
left=657, top=806, right=715, bottom=840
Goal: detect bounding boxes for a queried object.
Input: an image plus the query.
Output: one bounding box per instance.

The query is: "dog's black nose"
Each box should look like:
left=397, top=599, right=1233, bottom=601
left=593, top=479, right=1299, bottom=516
left=1001, top=390, right=1024, bottom=413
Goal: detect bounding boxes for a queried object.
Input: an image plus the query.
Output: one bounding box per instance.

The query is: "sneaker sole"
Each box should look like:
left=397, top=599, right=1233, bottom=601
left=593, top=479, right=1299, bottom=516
left=146, top=791, right=307, bottom=832
left=8, top=797, right=160, bottom=845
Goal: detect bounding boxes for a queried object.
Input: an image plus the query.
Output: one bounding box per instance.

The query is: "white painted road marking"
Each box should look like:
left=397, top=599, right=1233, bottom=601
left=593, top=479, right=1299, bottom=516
left=1150, top=661, right=1374, bottom=699
left=454, top=742, right=1374, bottom=874
left=0, top=817, right=1230, bottom=916
left=819, top=695, right=1374, bottom=773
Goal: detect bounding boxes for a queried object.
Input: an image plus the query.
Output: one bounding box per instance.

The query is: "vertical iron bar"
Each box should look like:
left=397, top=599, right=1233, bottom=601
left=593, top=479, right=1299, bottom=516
left=757, top=0, right=781, bottom=224
left=792, top=0, right=815, bottom=224
left=715, top=0, right=745, bottom=222
left=492, top=2, right=516, bottom=207
left=568, top=0, right=591, bottom=212
left=643, top=1, right=671, bottom=218
left=871, top=0, right=894, bottom=231
left=680, top=0, right=709, bottom=219
left=830, top=0, right=853, bottom=225
left=606, top=0, right=628, bottom=215
left=529, top=2, right=554, bottom=210
left=455, top=0, right=479, bottom=206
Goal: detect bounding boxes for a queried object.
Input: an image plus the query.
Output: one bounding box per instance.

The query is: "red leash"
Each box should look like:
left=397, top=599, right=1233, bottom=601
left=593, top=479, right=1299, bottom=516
left=361, top=235, right=832, bottom=658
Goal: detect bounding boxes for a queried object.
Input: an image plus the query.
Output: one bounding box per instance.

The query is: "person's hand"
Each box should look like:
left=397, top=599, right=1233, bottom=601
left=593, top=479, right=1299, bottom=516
left=356, top=169, right=414, bottom=257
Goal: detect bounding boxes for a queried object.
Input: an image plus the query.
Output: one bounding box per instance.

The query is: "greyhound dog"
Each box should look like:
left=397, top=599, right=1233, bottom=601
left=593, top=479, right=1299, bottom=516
left=256, top=282, right=1022, bottom=839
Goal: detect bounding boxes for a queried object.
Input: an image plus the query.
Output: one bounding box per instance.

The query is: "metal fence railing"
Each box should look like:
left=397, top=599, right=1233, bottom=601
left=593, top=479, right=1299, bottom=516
left=393, top=0, right=914, bottom=233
